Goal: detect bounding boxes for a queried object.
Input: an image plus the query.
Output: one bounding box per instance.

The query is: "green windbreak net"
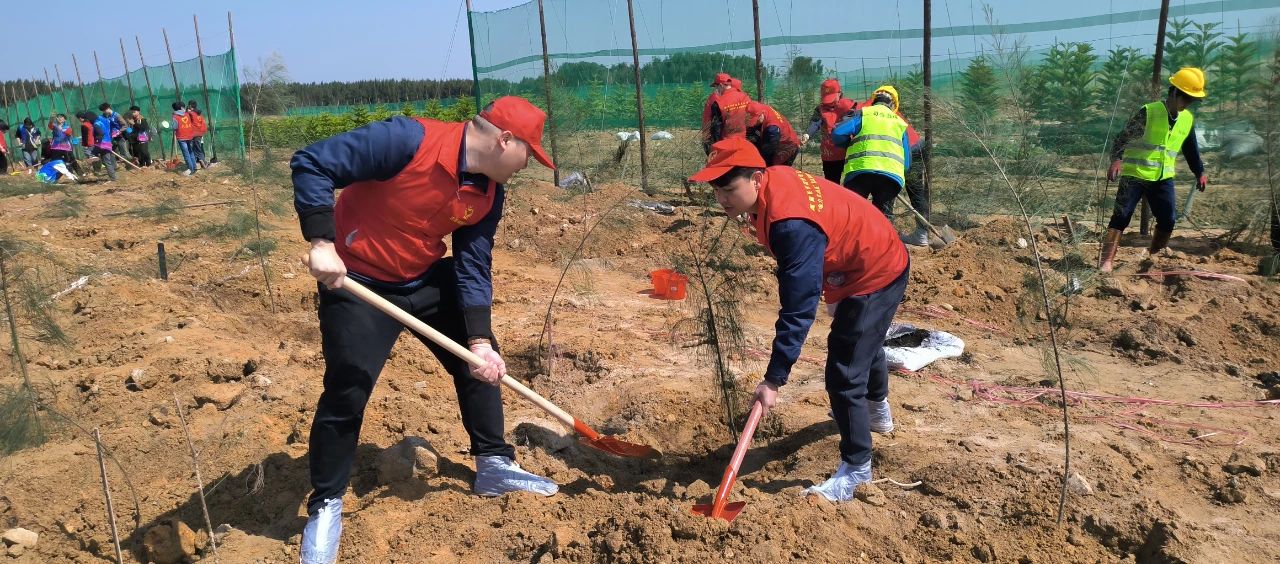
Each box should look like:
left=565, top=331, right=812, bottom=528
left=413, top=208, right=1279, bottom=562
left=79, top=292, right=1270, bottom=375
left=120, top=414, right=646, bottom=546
left=1, top=48, right=244, bottom=161
left=471, top=0, right=1280, bottom=232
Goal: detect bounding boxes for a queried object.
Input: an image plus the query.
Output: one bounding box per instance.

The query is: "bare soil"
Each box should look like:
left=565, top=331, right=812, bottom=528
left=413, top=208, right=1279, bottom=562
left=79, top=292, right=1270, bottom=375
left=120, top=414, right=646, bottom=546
left=0, top=160, right=1277, bottom=563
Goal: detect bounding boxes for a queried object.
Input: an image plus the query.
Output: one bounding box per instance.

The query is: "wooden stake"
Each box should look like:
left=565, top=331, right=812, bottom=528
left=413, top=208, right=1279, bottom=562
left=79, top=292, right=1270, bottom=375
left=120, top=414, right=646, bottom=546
left=136, top=36, right=168, bottom=160
left=625, top=0, right=650, bottom=195
left=72, top=54, right=90, bottom=110
left=93, top=428, right=125, bottom=564
left=93, top=51, right=109, bottom=104
left=30, top=77, right=46, bottom=120
left=227, top=11, right=246, bottom=159
left=173, top=393, right=219, bottom=561
left=157, top=242, right=168, bottom=280
left=1141, top=0, right=1171, bottom=236
left=162, top=28, right=183, bottom=102
left=536, top=0, right=559, bottom=183
left=193, top=15, right=218, bottom=162
left=922, top=0, right=934, bottom=215
left=119, top=39, right=136, bottom=107
left=751, top=0, right=764, bottom=101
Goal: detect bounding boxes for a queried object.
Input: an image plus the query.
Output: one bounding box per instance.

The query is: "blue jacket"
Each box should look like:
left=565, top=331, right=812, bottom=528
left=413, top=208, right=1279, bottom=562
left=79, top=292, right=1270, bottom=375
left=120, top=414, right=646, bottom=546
left=93, top=115, right=113, bottom=149
left=831, top=109, right=912, bottom=186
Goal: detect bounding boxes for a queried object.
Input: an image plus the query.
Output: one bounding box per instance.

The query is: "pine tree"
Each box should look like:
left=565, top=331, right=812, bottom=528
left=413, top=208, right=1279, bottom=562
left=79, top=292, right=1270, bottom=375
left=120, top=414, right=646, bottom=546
left=959, top=55, right=1000, bottom=123
left=1034, top=42, right=1098, bottom=123
left=1096, top=47, right=1151, bottom=115
left=1216, top=33, right=1263, bottom=114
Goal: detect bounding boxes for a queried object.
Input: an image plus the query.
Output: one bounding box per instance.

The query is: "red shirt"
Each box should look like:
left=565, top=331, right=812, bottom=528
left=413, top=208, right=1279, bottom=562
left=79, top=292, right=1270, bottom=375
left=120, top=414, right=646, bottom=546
left=751, top=166, right=908, bottom=302
left=174, top=112, right=196, bottom=141
left=749, top=102, right=799, bottom=146
left=334, top=118, right=499, bottom=282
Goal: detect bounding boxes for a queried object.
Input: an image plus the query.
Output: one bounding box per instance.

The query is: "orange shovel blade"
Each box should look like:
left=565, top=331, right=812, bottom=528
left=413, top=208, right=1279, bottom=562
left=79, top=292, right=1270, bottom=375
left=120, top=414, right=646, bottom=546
left=578, top=435, right=661, bottom=458
left=690, top=501, right=747, bottom=522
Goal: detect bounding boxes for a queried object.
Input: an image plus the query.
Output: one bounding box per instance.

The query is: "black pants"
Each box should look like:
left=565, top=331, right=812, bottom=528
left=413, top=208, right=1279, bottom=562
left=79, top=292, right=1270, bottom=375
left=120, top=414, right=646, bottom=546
left=822, top=159, right=844, bottom=183
left=844, top=173, right=902, bottom=220
left=0, top=152, right=6, bottom=173
left=1108, top=177, right=1177, bottom=232
left=827, top=263, right=909, bottom=467
left=307, top=258, right=514, bottom=512
left=131, top=142, right=151, bottom=166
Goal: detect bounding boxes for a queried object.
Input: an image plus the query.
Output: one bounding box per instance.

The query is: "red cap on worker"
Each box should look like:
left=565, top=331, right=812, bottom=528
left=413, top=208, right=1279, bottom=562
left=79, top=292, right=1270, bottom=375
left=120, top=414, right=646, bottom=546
left=479, top=96, right=556, bottom=170
left=820, top=78, right=842, bottom=104
left=730, top=77, right=743, bottom=91
left=710, top=72, right=732, bottom=87
left=688, top=138, right=767, bottom=183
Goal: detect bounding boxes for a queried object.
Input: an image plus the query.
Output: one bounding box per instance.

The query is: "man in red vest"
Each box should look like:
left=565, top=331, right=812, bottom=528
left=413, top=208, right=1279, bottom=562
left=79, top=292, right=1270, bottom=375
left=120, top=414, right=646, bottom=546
left=745, top=100, right=800, bottom=166
left=293, top=96, right=557, bottom=563
left=707, top=75, right=752, bottom=145
left=806, top=78, right=858, bottom=183
left=690, top=138, right=909, bottom=502
left=701, top=73, right=730, bottom=153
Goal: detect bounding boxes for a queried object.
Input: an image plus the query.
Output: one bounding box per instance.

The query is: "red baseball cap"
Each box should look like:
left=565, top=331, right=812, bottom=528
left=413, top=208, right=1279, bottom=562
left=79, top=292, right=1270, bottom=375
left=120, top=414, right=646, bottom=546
left=688, top=138, right=766, bottom=183
left=820, top=78, right=842, bottom=104
left=479, top=96, right=555, bottom=170
left=730, top=77, right=743, bottom=91
left=710, top=72, right=732, bottom=87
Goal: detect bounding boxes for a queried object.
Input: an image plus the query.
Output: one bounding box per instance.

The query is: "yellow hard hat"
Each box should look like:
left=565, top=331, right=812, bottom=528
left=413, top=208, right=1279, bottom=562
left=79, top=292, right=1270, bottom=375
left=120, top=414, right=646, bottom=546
left=873, top=84, right=900, bottom=112
left=1169, top=67, right=1207, bottom=98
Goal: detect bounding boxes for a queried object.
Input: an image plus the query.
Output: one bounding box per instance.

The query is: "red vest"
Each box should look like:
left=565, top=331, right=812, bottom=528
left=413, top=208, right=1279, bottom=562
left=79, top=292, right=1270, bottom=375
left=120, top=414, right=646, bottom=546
left=701, top=91, right=718, bottom=134
left=752, top=103, right=799, bottom=149
left=818, top=98, right=856, bottom=161
left=334, top=118, right=498, bottom=283
left=751, top=167, right=908, bottom=302
left=191, top=112, right=207, bottom=135
left=715, top=89, right=752, bottom=140
left=174, top=112, right=196, bottom=141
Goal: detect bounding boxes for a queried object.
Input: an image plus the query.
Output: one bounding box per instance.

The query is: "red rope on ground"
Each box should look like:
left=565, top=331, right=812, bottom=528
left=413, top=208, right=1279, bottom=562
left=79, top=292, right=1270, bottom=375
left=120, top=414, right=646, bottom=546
left=912, top=371, right=1272, bottom=447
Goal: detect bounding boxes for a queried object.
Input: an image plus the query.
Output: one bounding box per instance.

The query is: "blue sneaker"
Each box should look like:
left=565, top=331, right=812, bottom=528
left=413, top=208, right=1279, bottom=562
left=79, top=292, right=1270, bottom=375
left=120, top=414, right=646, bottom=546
left=474, top=456, right=559, bottom=497
left=300, top=498, right=342, bottom=564
left=805, top=460, right=872, bottom=502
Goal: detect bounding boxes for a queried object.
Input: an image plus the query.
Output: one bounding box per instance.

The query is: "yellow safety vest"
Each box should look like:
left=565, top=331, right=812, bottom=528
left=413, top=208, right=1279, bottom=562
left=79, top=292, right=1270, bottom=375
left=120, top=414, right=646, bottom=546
left=1120, top=101, right=1193, bottom=182
left=842, top=104, right=908, bottom=186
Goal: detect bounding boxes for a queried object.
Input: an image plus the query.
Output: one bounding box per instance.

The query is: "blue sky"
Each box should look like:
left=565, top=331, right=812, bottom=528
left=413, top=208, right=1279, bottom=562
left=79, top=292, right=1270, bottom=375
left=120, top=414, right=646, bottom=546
left=0, top=0, right=1277, bottom=85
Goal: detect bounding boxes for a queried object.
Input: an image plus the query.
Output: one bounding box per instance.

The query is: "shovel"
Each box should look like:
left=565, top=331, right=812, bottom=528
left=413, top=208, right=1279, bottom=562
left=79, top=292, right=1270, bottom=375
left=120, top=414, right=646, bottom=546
left=691, top=400, right=763, bottom=522
left=310, top=264, right=659, bottom=459
left=895, top=193, right=957, bottom=248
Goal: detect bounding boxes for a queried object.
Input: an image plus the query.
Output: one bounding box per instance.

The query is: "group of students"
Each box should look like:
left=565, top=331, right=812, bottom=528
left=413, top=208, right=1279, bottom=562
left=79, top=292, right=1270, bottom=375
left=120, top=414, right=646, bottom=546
left=700, top=74, right=933, bottom=246
left=0, top=99, right=210, bottom=183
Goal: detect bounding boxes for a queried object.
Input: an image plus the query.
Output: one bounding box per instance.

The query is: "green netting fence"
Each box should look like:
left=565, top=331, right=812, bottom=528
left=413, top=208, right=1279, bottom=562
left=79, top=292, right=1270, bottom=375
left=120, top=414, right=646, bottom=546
left=470, top=0, right=1280, bottom=239
left=1, top=48, right=244, bottom=161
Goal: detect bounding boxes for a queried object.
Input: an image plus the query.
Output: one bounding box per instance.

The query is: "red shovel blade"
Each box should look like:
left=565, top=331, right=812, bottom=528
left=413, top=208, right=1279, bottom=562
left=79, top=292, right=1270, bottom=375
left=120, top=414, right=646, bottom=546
left=690, top=501, right=747, bottom=522
left=578, top=435, right=661, bottom=458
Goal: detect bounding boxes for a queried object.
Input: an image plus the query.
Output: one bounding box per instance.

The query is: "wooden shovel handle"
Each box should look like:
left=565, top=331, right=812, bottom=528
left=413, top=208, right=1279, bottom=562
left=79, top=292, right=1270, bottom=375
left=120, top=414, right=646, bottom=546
left=300, top=256, right=576, bottom=429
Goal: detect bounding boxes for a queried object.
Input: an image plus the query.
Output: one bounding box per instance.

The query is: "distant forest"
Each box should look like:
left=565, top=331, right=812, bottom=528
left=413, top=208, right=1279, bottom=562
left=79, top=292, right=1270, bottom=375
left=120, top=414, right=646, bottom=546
left=242, top=78, right=475, bottom=113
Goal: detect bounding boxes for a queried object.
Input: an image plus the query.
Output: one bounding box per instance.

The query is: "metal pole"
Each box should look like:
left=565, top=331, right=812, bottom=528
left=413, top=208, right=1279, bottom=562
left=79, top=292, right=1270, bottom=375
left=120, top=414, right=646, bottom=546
left=119, top=39, right=136, bottom=107
left=536, top=0, right=559, bottom=184
left=1142, top=0, right=1171, bottom=236
left=194, top=15, right=218, bottom=162
left=464, top=0, right=482, bottom=110
left=163, top=28, right=184, bottom=102
left=626, top=0, right=650, bottom=195
left=163, top=28, right=182, bottom=158
left=752, top=0, right=764, bottom=101
left=44, top=68, right=62, bottom=116
left=228, top=11, right=245, bottom=159
left=137, top=36, right=168, bottom=160
left=93, top=51, right=109, bottom=104
left=922, top=0, right=933, bottom=216
left=72, top=54, right=90, bottom=110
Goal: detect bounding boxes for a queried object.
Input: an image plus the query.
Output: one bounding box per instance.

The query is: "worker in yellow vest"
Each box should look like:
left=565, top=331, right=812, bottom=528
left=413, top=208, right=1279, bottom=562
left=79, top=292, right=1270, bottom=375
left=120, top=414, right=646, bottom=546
left=831, top=85, right=911, bottom=219
left=1100, top=67, right=1208, bottom=272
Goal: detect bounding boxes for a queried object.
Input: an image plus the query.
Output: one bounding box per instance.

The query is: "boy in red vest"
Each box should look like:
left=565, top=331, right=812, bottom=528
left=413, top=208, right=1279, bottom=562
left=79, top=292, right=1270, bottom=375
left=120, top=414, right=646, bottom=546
left=690, top=138, right=910, bottom=502
left=707, top=75, right=752, bottom=145
left=172, top=102, right=198, bottom=175
left=293, top=96, right=557, bottom=563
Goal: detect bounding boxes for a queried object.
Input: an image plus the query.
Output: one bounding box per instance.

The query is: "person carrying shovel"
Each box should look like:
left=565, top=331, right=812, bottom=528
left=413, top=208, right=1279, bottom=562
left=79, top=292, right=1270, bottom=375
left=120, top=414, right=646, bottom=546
left=690, top=137, right=909, bottom=502
left=292, top=95, right=558, bottom=564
